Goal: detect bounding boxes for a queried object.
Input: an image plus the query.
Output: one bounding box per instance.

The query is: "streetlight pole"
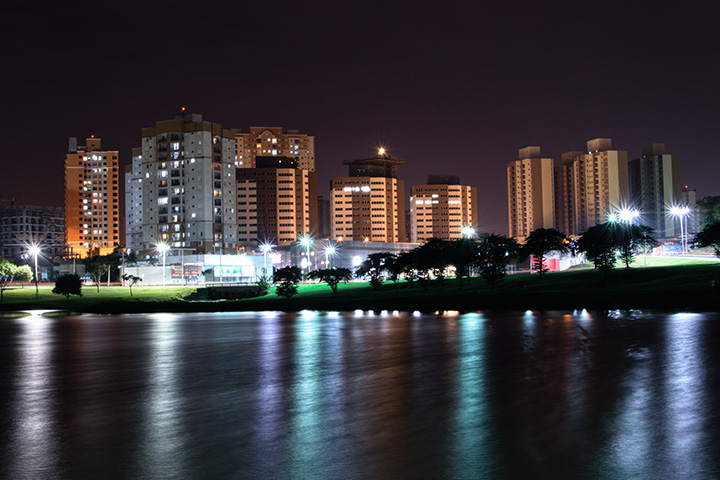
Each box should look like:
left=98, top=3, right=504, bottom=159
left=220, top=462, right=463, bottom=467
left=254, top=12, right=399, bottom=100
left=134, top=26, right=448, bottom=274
left=28, top=245, right=40, bottom=299
left=156, top=242, right=169, bottom=286
left=260, top=243, right=273, bottom=277
left=300, top=236, right=312, bottom=275
left=324, top=245, right=335, bottom=269
left=670, top=206, right=690, bottom=254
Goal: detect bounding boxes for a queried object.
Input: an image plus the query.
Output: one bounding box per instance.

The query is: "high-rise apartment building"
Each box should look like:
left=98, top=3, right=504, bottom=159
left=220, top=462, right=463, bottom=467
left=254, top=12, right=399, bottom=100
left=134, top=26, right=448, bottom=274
left=65, top=137, right=120, bottom=257
left=0, top=205, right=66, bottom=262
left=234, top=127, right=315, bottom=171
left=236, top=157, right=318, bottom=248
left=124, top=147, right=143, bottom=253
left=628, top=143, right=682, bottom=238
left=554, top=139, right=629, bottom=236
left=410, top=175, right=477, bottom=242
left=330, top=150, right=406, bottom=242
left=139, top=112, right=237, bottom=254
left=507, top=146, right=555, bottom=239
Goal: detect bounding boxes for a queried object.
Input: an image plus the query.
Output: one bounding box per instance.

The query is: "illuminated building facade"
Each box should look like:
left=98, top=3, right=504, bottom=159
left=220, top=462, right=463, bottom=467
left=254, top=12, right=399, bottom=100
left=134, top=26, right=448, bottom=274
left=410, top=175, right=477, bottom=242
left=139, top=112, right=237, bottom=254
left=554, top=138, right=629, bottom=236
left=234, top=127, right=315, bottom=171
left=330, top=150, right=406, bottom=242
left=124, top=147, right=143, bottom=253
left=0, top=205, right=66, bottom=262
left=236, top=157, right=318, bottom=248
left=507, top=146, right=555, bottom=240
left=628, top=143, right=682, bottom=238
left=65, top=137, right=120, bottom=257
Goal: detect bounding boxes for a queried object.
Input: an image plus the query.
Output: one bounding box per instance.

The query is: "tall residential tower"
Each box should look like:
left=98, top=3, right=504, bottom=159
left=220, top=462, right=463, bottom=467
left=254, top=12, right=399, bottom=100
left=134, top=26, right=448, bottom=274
left=628, top=143, right=682, bottom=238
left=330, top=150, right=406, bottom=242
left=410, top=175, right=477, bottom=242
left=234, top=127, right=315, bottom=171
left=507, top=146, right=555, bottom=240
left=138, top=112, right=237, bottom=254
left=65, top=137, right=120, bottom=257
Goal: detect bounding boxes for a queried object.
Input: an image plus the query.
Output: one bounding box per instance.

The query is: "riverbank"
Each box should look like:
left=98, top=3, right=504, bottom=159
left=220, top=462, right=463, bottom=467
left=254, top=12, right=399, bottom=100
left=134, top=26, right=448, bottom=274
left=1, top=262, right=719, bottom=314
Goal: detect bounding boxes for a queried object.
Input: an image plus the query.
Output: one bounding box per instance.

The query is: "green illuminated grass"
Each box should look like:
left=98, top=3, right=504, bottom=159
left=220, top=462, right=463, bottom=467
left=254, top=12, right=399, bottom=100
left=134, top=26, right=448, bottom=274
left=1, top=258, right=719, bottom=314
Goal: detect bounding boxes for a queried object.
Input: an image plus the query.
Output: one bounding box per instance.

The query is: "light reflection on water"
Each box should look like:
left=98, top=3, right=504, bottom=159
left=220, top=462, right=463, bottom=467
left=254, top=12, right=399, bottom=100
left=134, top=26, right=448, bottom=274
left=1, top=310, right=719, bottom=479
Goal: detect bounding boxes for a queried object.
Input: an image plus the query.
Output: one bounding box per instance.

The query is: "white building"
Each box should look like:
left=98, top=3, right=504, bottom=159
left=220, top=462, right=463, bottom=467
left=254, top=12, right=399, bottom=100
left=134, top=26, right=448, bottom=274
left=139, top=111, right=238, bottom=254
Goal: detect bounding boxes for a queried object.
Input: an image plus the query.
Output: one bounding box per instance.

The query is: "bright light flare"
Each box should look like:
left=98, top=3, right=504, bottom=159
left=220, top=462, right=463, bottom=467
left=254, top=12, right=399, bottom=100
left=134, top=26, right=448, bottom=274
left=461, top=226, right=476, bottom=238
left=670, top=206, right=690, bottom=216
left=619, top=209, right=639, bottom=222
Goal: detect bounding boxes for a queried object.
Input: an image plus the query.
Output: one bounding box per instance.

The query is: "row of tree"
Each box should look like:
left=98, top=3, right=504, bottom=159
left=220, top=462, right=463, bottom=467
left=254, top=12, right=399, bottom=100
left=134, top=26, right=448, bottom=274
left=269, top=220, right=684, bottom=298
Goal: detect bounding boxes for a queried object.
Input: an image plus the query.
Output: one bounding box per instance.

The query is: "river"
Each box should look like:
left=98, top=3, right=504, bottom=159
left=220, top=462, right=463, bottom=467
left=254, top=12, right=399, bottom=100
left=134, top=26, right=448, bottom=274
left=1, top=310, right=718, bottom=479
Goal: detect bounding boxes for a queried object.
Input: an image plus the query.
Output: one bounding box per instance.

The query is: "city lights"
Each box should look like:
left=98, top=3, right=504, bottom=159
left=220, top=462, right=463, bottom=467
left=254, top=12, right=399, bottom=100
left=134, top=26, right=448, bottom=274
left=670, top=205, right=691, bottom=253
left=259, top=242, right=274, bottom=276
left=618, top=208, right=640, bottom=224
left=156, top=241, right=169, bottom=285
left=300, top=235, right=313, bottom=273
left=324, top=244, right=336, bottom=268
left=461, top=226, right=476, bottom=239
left=27, top=243, right=41, bottom=299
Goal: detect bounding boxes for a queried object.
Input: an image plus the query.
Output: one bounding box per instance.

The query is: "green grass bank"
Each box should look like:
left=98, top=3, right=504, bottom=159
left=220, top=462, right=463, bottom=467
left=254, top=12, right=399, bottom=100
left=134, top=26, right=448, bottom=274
left=2, top=257, right=719, bottom=314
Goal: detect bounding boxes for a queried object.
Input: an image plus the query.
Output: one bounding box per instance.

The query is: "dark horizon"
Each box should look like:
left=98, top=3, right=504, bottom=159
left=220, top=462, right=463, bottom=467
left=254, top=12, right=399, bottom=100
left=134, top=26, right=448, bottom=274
left=4, top=1, right=720, bottom=235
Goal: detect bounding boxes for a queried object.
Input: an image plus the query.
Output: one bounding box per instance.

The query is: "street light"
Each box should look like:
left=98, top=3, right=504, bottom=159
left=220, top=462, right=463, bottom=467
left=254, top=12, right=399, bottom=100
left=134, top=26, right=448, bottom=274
left=27, top=244, right=41, bottom=299
left=300, top=235, right=313, bottom=274
left=618, top=208, right=640, bottom=225
left=461, top=226, right=476, bottom=239
left=670, top=205, right=690, bottom=254
left=260, top=242, right=274, bottom=276
left=324, top=244, right=336, bottom=269
left=156, top=242, right=169, bottom=285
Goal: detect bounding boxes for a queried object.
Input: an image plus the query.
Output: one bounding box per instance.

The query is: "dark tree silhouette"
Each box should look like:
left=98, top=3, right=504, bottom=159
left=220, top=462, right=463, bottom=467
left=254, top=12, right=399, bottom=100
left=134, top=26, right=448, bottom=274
left=693, top=221, right=720, bottom=258
left=52, top=273, right=83, bottom=301
left=121, top=273, right=142, bottom=296
left=577, top=223, right=620, bottom=275
left=273, top=266, right=302, bottom=299
left=355, top=252, right=396, bottom=289
left=521, top=228, right=570, bottom=278
left=477, top=234, right=520, bottom=287
left=308, top=268, right=353, bottom=293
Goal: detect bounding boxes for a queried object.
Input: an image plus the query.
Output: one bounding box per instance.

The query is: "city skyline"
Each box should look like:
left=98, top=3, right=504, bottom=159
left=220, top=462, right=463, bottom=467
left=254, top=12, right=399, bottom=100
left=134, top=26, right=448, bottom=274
left=4, top=2, right=720, bottom=234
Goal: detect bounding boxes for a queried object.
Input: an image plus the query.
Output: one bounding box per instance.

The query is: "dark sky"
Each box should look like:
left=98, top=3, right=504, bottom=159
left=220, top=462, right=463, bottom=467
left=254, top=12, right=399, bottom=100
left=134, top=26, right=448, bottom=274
left=3, top=1, right=719, bottom=234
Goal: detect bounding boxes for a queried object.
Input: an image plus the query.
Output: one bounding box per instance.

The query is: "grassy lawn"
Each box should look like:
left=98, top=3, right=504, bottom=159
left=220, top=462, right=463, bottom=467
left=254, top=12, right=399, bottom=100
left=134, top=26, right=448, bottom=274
left=1, top=259, right=719, bottom=314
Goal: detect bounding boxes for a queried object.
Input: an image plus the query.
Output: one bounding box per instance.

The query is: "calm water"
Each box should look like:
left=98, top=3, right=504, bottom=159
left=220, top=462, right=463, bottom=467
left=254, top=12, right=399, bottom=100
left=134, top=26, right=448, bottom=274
left=1, top=310, right=719, bottom=479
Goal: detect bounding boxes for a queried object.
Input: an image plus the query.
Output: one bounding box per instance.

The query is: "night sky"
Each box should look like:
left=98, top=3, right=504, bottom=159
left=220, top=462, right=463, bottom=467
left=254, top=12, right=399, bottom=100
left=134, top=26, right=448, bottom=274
left=4, top=1, right=720, bottom=235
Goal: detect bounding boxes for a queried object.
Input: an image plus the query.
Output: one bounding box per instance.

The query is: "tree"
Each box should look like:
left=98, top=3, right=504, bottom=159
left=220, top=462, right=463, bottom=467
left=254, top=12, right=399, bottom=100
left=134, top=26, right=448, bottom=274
left=577, top=223, right=620, bottom=275
left=273, top=266, right=302, bottom=299
left=391, top=250, right=419, bottom=287
left=121, top=273, right=142, bottom=296
left=446, top=238, right=479, bottom=289
left=355, top=252, right=396, bottom=289
left=84, top=257, right=109, bottom=292
left=477, top=234, right=520, bottom=287
left=413, top=238, right=453, bottom=285
left=52, top=273, right=83, bottom=301
left=693, top=221, right=720, bottom=258
left=308, top=268, right=353, bottom=293
left=521, top=228, right=570, bottom=278
left=698, top=196, right=720, bottom=229
left=616, top=223, right=657, bottom=268
left=14, top=265, right=33, bottom=288
left=0, top=258, right=17, bottom=302
left=255, top=274, right=271, bottom=296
